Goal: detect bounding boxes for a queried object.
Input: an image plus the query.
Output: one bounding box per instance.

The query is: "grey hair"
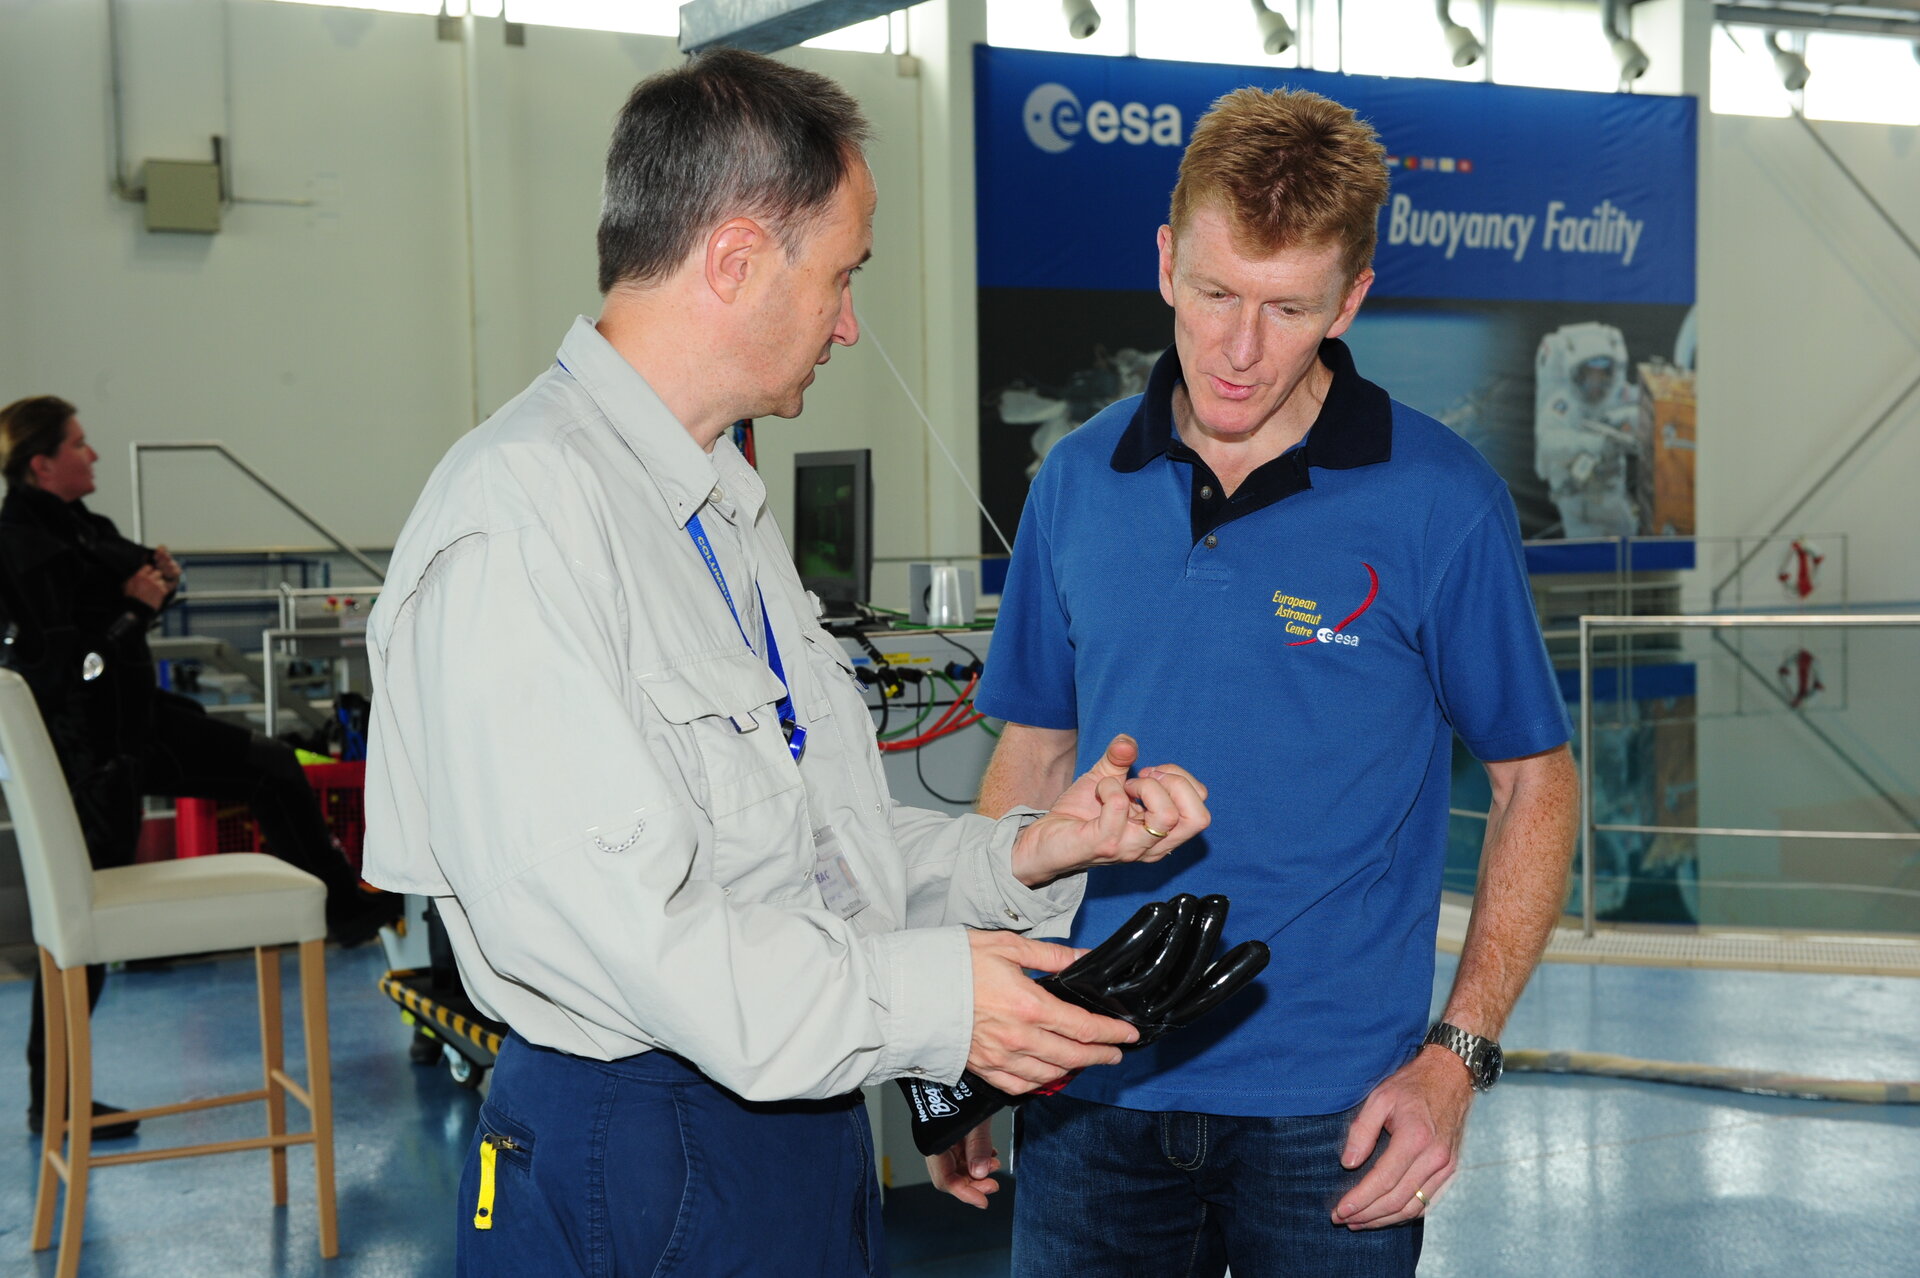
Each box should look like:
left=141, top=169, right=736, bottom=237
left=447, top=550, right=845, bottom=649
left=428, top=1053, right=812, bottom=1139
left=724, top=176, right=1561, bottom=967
left=597, top=48, right=872, bottom=293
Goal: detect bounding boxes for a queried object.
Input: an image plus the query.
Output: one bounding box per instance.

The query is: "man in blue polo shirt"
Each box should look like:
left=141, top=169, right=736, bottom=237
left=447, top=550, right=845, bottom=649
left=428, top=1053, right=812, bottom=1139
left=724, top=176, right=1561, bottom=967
left=935, top=88, right=1578, bottom=1275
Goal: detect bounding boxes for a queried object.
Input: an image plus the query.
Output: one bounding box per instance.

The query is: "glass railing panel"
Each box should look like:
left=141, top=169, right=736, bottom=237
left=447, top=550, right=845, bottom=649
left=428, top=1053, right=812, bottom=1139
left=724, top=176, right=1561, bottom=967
left=1448, top=613, right=1918, bottom=937
left=1527, top=535, right=1851, bottom=650
left=1575, top=613, right=1920, bottom=936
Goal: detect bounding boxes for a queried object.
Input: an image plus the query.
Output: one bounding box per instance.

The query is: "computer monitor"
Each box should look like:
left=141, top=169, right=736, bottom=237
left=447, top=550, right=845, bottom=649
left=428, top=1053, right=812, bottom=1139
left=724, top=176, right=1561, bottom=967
left=793, top=449, right=872, bottom=617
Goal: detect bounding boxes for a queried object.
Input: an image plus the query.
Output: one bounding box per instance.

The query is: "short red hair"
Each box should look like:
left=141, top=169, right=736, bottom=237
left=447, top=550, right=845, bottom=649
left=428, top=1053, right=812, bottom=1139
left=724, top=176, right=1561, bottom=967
left=1169, top=87, right=1389, bottom=281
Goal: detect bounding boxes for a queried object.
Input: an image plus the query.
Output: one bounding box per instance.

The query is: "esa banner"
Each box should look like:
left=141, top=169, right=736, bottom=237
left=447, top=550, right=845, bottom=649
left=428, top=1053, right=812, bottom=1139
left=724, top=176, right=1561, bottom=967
left=977, top=46, right=1695, bottom=303
left=975, top=46, right=1699, bottom=548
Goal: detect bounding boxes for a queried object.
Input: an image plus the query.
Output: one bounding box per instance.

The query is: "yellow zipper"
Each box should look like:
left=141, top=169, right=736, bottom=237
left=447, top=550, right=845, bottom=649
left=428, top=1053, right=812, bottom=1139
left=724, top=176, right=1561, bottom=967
left=473, top=1134, right=515, bottom=1229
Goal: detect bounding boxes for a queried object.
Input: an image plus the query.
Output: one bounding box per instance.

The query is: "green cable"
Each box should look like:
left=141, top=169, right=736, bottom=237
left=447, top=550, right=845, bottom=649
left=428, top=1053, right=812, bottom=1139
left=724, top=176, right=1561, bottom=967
left=877, top=671, right=978, bottom=741
left=879, top=690, right=935, bottom=739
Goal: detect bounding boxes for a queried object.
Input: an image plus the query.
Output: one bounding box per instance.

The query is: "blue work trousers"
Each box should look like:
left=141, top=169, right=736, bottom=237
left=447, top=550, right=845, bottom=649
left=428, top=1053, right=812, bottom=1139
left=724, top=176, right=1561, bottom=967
left=1011, top=1091, right=1422, bottom=1278
left=456, top=1035, right=888, bottom=1277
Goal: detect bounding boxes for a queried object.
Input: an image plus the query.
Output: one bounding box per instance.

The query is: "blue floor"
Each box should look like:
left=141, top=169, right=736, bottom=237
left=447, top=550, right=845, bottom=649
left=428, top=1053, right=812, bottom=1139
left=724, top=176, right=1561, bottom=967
left=3, top=943, right=1916, bottom=1276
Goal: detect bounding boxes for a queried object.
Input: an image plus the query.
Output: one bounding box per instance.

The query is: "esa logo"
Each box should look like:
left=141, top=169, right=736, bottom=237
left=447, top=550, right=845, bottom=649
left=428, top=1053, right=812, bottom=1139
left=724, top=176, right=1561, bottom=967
left=1277, top=563, right=1380, bottom=650
left=1023, top=82, right=1184, bottom=154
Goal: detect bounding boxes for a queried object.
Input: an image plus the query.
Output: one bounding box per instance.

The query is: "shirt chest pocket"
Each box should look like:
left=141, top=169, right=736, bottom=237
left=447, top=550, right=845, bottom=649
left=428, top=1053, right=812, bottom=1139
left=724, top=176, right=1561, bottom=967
left=635, top=652, right=814, bottom=904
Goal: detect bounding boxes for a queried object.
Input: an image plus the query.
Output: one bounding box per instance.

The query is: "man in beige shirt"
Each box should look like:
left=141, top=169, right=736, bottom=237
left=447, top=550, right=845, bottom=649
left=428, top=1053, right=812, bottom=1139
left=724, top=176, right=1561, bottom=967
left=363, top=49, right=1207, bottom=1278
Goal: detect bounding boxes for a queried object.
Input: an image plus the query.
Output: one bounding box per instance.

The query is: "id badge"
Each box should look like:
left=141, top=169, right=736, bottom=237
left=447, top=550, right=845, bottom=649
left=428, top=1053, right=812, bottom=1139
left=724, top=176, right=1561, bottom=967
left=812, top=825, right=871, bottom=921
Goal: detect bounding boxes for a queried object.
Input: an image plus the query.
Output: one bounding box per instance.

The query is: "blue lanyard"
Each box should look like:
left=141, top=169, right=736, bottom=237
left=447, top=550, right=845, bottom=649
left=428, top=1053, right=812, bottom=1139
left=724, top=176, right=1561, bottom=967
left=687, top=513, right=806, bottom=763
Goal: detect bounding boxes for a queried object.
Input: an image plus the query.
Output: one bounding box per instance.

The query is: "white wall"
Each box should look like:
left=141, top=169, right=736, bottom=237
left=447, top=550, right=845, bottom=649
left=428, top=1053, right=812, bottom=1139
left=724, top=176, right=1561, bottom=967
left=1693, top=627, right=1920, bottom=931
left=1, top=0, right=471, bottom=559
left=0, top=0, right=971, bottom=608
left=1697, top=111, right=1920, bottom=607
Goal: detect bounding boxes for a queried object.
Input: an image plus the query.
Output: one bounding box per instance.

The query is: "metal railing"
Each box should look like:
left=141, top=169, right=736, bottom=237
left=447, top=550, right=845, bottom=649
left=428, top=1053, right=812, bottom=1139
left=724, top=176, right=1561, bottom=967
left=130, top=441, right=386, bottom=583
left=177, top=585, right=381, bottom=634
left=1575, top=612, right=1920, bottom=937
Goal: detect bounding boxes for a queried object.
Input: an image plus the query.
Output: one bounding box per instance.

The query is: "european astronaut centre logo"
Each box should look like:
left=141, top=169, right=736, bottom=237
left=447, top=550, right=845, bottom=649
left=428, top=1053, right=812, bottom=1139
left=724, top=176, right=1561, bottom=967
left=1023, top=82, right=1184, bottom=153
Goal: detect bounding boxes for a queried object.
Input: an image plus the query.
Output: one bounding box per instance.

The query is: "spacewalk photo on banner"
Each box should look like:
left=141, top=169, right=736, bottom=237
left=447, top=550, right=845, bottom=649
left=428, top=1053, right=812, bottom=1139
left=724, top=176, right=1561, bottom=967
left=972, top=46, right=1698, bottom=550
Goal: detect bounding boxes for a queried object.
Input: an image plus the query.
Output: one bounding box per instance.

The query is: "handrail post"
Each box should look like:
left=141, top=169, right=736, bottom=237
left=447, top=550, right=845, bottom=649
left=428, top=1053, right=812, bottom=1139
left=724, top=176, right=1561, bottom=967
left=1579, top=615, right=1595, bottom=938
left=1839, top=532, right=1849, bottom=607
left=262, top=628, right=278, bottom=739
left=129, top=441, right=146, bottom=545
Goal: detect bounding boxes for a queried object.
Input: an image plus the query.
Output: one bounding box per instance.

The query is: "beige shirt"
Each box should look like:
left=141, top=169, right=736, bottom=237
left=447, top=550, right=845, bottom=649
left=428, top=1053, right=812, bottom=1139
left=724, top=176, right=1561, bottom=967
left=362, top=318, right=1080, bottom=1101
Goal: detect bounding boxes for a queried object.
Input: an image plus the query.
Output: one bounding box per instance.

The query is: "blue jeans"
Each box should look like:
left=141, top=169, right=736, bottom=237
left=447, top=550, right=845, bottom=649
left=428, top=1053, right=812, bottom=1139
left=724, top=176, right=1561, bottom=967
left=1011, top=1092, right=1421, bottom=1278
left=456, top=1035, right=888, bottom=1277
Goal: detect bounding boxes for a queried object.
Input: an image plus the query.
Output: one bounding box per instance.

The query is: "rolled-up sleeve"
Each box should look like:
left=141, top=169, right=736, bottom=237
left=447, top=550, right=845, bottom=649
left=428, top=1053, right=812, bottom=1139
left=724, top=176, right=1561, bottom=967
left=379, top=515, right=975, bottom=1100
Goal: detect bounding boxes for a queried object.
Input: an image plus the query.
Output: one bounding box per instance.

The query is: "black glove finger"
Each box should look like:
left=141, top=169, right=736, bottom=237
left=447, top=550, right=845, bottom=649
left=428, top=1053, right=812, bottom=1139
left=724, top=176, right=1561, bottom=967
left=1104, top=893, right=1198, bottom=1004
left=1053, top=899, right=1174, bottom=989
left=1139, top=894, right=1229, bottom=1022
left=1159, top=940, right=1272, bottom=1028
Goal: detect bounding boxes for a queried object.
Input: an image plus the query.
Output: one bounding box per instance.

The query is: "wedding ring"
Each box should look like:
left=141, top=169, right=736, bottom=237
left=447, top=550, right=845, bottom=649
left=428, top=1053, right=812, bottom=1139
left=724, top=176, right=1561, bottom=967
left=1143, top=824, right=1170, bottom=839
left=1412, top=1189, right=1429, bottom=1207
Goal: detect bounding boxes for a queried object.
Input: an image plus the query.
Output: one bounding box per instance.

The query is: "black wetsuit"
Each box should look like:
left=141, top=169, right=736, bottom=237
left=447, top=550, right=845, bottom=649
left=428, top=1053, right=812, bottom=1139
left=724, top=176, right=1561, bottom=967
left=0, top=483, right=376, bottom=1105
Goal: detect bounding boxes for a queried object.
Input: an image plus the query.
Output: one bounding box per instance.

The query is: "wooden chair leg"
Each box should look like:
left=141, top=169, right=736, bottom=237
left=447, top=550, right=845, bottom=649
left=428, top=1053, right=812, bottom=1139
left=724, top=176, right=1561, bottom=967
left=256, top=946, right=289, bottom=1206
left=55, top=963, right=93, bottom=1278
left=299, top=938, right=339, bottom=1259
left=30, top=949, right=67, bottom=1252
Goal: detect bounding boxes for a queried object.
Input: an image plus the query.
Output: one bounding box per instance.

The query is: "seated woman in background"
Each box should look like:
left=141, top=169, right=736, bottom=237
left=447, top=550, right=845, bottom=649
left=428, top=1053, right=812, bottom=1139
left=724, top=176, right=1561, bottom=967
left=0, top=394, right=400, bottom=1139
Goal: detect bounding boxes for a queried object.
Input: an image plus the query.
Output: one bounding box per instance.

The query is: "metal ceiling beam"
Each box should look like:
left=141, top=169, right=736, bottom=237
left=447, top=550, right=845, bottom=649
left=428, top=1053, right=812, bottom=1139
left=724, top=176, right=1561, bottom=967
left=1806, top=0, right=1920, bottom=11
left=1725, top=0, right=1920, bottom=20
left=1716, top=3, right=1920, bottom=38
left=678, top=0, right=931, bottom=54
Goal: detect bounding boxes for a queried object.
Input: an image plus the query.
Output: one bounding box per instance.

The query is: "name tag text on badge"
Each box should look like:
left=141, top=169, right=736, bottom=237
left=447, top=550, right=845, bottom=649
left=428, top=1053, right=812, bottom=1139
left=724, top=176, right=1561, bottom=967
left=812, top=826, right=870, bottom=920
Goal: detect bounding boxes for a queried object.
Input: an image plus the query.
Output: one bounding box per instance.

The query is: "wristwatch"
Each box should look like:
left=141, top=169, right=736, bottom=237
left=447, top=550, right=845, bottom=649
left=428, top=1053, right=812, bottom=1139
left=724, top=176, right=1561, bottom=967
left=1423, top=1021, right=1503, bottom=1092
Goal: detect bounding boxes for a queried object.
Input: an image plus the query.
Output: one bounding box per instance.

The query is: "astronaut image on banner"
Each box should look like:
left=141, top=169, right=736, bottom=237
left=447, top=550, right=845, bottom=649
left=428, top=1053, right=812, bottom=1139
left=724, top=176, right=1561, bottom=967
left=997, top=346, right=1159, bottom=480
left=1533, top=321, right=1642, bottom=539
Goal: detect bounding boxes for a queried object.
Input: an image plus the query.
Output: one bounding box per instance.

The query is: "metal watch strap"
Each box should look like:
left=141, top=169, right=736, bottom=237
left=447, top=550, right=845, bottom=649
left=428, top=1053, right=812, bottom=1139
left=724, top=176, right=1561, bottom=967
left=1424, top=1021, right=1502, bottom=1092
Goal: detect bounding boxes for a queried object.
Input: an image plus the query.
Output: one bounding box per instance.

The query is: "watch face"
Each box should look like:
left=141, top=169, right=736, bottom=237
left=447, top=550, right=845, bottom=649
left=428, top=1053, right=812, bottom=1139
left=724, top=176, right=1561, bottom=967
left=1478, top=1041, right=1504, bottom=1090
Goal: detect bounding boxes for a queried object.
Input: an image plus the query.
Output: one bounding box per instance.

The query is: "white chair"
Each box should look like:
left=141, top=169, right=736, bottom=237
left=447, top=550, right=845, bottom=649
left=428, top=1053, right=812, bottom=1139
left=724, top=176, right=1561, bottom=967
left=0, top=669, right=339, bottom=1278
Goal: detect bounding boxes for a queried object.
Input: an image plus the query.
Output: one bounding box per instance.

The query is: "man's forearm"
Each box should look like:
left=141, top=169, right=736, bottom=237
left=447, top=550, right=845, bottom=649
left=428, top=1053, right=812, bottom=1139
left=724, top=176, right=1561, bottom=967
left=976, top=724, right=1078, bottom=818
left=1440, top=746, right=1578, bottom=1040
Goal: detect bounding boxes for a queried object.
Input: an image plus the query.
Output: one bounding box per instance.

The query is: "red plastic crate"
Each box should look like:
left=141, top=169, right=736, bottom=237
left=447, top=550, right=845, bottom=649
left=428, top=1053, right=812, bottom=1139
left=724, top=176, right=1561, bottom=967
left=174, top=760, right=368, bottom=871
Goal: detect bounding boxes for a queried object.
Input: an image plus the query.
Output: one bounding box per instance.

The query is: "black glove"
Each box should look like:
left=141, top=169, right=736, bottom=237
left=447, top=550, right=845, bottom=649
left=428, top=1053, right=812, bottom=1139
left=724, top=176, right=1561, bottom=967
left=898, top=894, right=1270, bottom=1157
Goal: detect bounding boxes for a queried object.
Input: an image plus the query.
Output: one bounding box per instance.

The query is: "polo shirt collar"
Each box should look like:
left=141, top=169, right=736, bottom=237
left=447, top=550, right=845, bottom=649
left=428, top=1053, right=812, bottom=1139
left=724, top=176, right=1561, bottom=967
left=553, top=316, right=765, bottom=529
left=1110, top=337, right=1393, bottom=475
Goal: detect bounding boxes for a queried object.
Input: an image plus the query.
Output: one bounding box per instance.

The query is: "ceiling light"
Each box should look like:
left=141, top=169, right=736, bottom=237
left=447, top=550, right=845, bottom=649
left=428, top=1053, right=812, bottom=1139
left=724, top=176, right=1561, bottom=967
left=1610, top=34, right=1650, bottom=81
left=1252, top=0, right=1295, bottom=56
left=1435, top=0, right=1482, bottom=68
left=1063, top=0, right=1100, bottom=41
left=1767, top=30, right=1810, bottom=91
left=1601, top=0, right=1649, bottom=83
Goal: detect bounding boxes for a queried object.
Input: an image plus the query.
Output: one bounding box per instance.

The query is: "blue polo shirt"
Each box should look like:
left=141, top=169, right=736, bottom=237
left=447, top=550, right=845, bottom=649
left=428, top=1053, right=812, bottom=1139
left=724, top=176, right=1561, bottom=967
left=977, top=339, right=1569, bottom=1117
